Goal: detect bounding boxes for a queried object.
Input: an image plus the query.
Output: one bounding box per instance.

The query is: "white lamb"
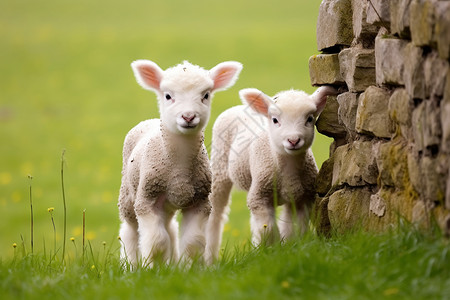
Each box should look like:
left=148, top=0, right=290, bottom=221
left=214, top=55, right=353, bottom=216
left=118, top=60, right=242, bottom=267
left=205, top=85, right=337, bottom=263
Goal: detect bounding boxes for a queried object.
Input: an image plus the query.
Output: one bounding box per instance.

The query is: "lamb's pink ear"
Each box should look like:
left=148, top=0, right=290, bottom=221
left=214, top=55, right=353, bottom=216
left=239, top=88, right=273, bottom=116
left=209, top=61, right=243, bottom=92
left=311, top=85, right=338, bottom=116
left=131, top=60, right=164, bottom=92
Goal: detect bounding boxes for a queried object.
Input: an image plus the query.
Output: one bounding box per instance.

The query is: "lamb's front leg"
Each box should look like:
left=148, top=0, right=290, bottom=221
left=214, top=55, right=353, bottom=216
left=279, top=201, right=311, bottom=241
left=179, top=204, right=210, bottom=262
left=136, top=192, right=175, bottom=267
left=278, top=203, right=294, bottom=241
left=119, top=220, right=139, bottom=269
left=279, top=201, right=311, bottom=240
left=137, top=209, right=174, bottom=267
left=248, top=191, right=279, bottom=246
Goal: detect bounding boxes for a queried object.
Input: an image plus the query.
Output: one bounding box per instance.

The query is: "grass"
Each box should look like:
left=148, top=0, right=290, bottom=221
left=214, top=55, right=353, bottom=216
left=3, top=1, right=448, bottom=299
left=1, top=225, right=449, bottom=299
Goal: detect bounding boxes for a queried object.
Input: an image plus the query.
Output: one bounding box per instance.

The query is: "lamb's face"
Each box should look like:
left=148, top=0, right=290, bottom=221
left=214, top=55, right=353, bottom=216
left=267, top=91, right=317, bottom=155
left=159, top=71, right=214, bottom=135
left=239, top=86, right=336, bottom=156
left=131, top=60, right=243, bottom=136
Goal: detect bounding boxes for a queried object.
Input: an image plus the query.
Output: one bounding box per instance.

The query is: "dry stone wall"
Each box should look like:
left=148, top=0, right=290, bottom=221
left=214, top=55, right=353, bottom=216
left=310, top=0, right=450, bottom=235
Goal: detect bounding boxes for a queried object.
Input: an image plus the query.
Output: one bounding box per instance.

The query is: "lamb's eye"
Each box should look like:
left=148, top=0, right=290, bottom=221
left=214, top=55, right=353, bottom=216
left=272, top=117, right=279, bottom=124
left=307, top=115, right=314, bottom=124
left=203, top=92, right=209, bottom=101
left=165, top=93, right=172, bottom=100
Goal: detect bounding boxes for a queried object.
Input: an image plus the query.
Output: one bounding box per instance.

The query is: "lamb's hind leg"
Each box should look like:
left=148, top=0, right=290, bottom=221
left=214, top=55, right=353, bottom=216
left=205, top=179, right=232, bottom=264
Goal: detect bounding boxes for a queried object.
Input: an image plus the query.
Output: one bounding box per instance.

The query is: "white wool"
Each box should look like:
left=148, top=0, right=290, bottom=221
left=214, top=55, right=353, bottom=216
left=205, top=85, right=337, bottom=263
left=118, top=60, right=242, bottom=268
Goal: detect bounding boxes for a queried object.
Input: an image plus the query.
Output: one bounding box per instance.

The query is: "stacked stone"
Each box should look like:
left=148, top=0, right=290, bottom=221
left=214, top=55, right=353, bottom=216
left=309, top=0, right=450, bottom=235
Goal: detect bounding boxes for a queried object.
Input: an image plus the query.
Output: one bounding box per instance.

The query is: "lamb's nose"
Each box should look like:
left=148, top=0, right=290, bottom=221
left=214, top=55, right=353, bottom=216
left=182, top=113, right=195, bottom=123
left=288, top=138, right=300, bottom=146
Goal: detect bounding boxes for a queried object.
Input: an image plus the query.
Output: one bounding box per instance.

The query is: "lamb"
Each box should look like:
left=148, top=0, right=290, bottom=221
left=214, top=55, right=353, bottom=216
left=205, top=85, right=337, bottom=263
left=118, top=60, right=242, bottom=267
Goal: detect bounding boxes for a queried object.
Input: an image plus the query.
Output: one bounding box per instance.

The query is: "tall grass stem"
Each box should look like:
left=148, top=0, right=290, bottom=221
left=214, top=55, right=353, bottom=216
left=61, top=150, right=67, bottom=263
left=83, top=209, right=86, bottom=262
left=28, top=175, right=34, bottom=254
left=48, top=208, right=56, bottom=255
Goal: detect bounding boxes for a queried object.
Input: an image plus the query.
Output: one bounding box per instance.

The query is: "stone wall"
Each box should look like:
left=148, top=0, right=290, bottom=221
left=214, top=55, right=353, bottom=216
left=309, top=0, right=450, bottom=235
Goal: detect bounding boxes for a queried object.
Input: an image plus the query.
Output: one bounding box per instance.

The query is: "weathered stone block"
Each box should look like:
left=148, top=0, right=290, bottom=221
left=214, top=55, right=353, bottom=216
left=403, top=43, right=425, bottom=99
left=370, top=193, right=386, bottom=217
left=410, top=0, right=435, bottom=47
left=366, top=0, right=391, bottom=25
left=332, top=141, right=379, bottom=187
left=389, top=88, right=412, bottom=126
left=376, top=138, right=410, bottom=189
left=329, top=138, right=348, bottom=157
left=423, top=99, right=441, bottom=151
left=390, top=0, right=412, bottom=37
left=356, top=86, right=394, bottom=138
left=412, top=101, right=426, bottom=154
left=412, top=200, right=432, bottom=227
left=421, top=155, right=447, bottom=203
left=424, top=51, right=449, bottom=99
left=328, top=187, right=371, bottom=232
left=435, top=2, right=450, bottom=60
left=410, top=152, right=447, bottom=204
left=369, top=187, right=417, bottom=229
left=313, top=196, right=331, bottom=236
left=339, top=47, right=376, bottom=92
left=407, top=151, right=422, bottom=194
left=389, top=88, right=413, bottom=139
left=316, top=156, right=335, bottom=196
left=411, top=99, right=440, bottom=155
left=446, top=174, right=450, bottom=210
left=441, top=69, right=450, bottom=153
left=337, top=92, right=359, bottom=136
left=309, top=54, right=345, bottom=86
left=442, top=100, right=450, bottom=153
left=317, top=0, right=353, bottom=51
left=375, top=35, right=408, bottom=86
left=351, top=0, right=378, bottom=46
left=316, top=95, right=347, bottom=138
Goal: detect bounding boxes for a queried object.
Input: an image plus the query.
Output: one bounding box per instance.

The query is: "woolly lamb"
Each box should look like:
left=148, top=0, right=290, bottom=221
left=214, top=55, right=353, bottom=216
left=118, top=60, right=242, bottom=267
left=205, top=86, right=337, bottom=262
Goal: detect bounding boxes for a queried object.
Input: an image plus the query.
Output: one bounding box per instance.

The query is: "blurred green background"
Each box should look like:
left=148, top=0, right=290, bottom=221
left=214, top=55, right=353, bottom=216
left=0, top=0, right=326, bottom=257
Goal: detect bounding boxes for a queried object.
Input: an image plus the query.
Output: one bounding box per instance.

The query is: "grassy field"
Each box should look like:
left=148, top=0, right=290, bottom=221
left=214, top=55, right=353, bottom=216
left=1, top=2, right=450, bottom=299
left=1, top=225, right=449, bottom=299
left=0, top=0, right=327, bottom=256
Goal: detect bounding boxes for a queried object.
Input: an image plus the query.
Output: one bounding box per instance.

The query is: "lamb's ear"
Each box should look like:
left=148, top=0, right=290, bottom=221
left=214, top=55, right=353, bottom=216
left=209, top=61, right=243, bottom=92
left=239, top=88, right=273, bottom=116
left=131, top=60, right=164, bottom=92
left=311, top=85, right=338, bottom=116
